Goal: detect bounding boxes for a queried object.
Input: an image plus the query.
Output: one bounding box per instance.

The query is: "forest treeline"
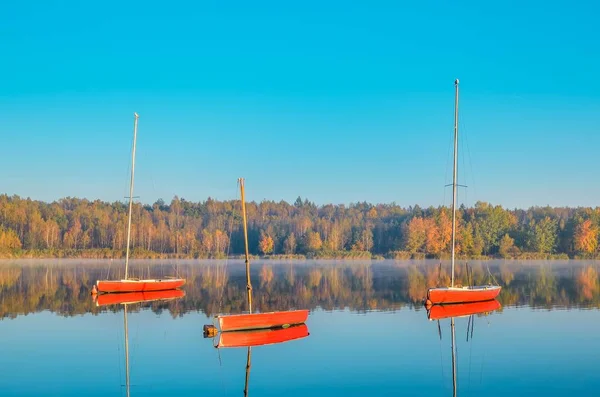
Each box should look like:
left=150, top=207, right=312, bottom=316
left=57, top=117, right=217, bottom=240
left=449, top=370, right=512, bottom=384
left=0, top=194, right=599, bottom=259
left=1, top=262, right=599, bottom=319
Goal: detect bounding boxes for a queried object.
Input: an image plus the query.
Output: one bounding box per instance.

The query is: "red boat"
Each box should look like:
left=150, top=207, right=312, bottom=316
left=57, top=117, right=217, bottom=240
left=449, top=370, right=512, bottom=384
left=426, top=299, right=501, bottom=321
left=425, top=285, right=501, bottom=306
left=216, top=324, right=309, bottom=348
left=95, top=288, right=185, bottom=306
left=96, top=277, right=186, bottom=293
left=218, top=309, right=309, bottom=332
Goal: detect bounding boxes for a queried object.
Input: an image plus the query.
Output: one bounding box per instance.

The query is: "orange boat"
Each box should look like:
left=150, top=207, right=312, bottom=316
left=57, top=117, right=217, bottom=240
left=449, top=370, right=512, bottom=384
left=96, top=278, right=186, bottom=294
left=94, top=113, right=185, bottom=294
left=426, top=299, right=501, bottom=321
left=216, top=324, right=309, bottom=348
left=95, top=288, right=185, bottom=306
left=215, top=179, right=309, bottom=332
left=425, top=285, right=501, bottom=306
left=425, top=80, right=501, bottom=306
left=218, top=310, right=309, bottom=332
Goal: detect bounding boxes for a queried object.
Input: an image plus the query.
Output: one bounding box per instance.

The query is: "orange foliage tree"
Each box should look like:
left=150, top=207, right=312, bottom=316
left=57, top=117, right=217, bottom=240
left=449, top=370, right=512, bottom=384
left=574, top=220, right=598, bottom=255
left=258, top=232, right=274, bottom=255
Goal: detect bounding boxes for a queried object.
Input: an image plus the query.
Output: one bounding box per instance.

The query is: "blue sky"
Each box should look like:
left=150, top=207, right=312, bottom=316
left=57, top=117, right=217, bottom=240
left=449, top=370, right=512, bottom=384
left=1, top=0, right=599, bottom=209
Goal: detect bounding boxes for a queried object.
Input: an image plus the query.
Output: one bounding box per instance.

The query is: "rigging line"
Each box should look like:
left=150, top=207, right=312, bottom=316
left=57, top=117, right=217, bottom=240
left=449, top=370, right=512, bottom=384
left=459, top=118, right=467, bottom=209
left=486, top=264, right=499, bottom=285
left=442, top=118, right=455, bottom=208
left=123, top=123, right=135, bottom=211
left=216, top=184, right=239, bottom=315
left=461, top=117, right=477, bottom=206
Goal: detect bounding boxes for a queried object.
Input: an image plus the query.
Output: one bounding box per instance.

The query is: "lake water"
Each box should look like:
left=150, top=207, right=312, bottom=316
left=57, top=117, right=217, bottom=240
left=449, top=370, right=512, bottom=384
left=1, top=259, right=599, bottom=396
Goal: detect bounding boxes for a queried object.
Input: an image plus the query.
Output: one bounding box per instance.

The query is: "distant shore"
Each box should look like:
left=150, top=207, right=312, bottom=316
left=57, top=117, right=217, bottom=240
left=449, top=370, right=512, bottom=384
left=0, top=248, right=594, bottom=261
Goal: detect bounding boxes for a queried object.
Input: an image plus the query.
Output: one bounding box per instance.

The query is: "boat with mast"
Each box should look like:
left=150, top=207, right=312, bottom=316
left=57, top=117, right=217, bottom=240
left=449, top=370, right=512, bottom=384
left=214, top=178, right=308, bottom=332
left=94, top=113, right=185, bottom=294
left=425, top=80, right=501, bottom=305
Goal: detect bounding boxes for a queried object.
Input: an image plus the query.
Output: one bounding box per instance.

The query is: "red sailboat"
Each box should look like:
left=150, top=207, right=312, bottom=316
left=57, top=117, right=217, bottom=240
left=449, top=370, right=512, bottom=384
left=425, top=80, right=501, bottom=306
left=216, top=178, right=309, bottom=332
left=94, top=113, right=185, bottom=294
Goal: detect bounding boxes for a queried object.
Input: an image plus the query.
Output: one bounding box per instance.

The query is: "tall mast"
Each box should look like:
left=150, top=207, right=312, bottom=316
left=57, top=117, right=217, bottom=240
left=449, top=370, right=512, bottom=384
left=124, top=304, right=131, bottom=397
left=239, top=178, right=253, bottom=313
left=125, top=112, right=139, bottom=280
left=451, top=80, right=459, bottom=288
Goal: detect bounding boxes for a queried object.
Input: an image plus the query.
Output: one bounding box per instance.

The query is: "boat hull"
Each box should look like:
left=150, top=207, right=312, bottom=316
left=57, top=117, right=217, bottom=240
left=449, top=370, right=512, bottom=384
left=95, top=289, right=185, bottom=306
left=427, top=299, right=501, bottom=321
left=218, top=310, right=309, bottom=332
left=426, top=285, right=501, bottom=305
left=96, top=278, right=186, bottom=293
left=216, top=324, right=309, bottom=348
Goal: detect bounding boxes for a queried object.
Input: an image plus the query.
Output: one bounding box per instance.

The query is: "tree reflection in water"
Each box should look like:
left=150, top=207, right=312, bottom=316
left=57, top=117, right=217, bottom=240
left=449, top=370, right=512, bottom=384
left=0, top=260, right=599, bottom=319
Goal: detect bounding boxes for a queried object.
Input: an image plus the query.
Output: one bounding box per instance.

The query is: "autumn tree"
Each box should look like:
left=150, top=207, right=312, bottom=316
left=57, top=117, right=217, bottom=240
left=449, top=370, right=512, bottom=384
left=258, top=231, right=274, bottom=255
left=302, top=231, right=323, bottom=252
left=574, top=219, right=598, bottom=255
left=0, top=227, right=22, bottom=250
left=404, top=217, right=427, bottom=253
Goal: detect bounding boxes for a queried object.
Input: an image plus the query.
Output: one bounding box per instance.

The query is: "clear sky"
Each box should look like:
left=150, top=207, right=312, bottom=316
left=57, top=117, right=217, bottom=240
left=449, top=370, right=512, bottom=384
left=1, top=0, right=599, bottom=209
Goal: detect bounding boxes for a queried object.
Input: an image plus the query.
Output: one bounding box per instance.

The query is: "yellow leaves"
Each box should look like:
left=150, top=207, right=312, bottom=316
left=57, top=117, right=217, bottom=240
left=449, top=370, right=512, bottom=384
left=405, top=217, right=427, bottom=253
left=367, top=207, right=378, bottom=219
left=406, top=214, right=452, bottom=255
left=258, top=233, right=274, bottom=255
left=305, top=231, right=323, bottom=251
left=0, top=227, right=22, bottom=250
left=574, top=220, right=598, bottom=255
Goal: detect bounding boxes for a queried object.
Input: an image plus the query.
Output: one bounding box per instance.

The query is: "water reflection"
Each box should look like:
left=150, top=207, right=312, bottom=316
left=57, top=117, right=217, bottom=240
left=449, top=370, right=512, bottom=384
left=426, top=300, right=502, bottom=396
left=1, top=260, right=599, bottom=320
left=104, top=289, right=186, bottom=397
left=210, top=325, right=310, bottom=396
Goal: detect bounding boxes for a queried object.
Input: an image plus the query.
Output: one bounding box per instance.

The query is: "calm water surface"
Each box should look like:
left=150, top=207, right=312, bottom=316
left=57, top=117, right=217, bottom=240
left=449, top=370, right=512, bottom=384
left=1, top=259, right=599, bottom=396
